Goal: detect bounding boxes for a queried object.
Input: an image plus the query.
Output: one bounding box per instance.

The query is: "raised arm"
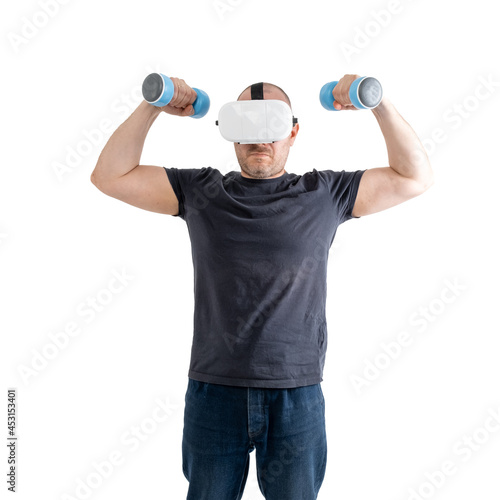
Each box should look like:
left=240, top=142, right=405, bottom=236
left=332, top=75, right=434, bottom=217
left=90, top=78, right=197, bottom=215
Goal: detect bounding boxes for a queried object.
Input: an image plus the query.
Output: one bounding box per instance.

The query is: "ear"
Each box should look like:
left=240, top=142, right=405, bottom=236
left=289, top=123, right=299, bottom=146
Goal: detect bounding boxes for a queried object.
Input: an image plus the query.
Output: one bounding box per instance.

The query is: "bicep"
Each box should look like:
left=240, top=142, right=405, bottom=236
left=352, top=167, right=425, bottom=217
left=93, top=164, right=179, bottom=215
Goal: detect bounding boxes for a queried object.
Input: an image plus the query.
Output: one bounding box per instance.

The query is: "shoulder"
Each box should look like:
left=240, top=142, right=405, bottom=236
left=310, top=168, right=365, bottom=187
left=300, top=168, right=358, bottom=186
left=165, top=166, right=223, bottom=186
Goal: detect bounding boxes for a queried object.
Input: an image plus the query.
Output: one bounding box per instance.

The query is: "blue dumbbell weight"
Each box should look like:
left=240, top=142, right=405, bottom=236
left=320, top=76, right=383, bottom=111
left=142, top=73, right=210, bottom=119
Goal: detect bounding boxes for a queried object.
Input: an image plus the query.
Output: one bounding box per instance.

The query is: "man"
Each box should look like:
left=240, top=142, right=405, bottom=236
left=91, top=74, right=433, bottom=499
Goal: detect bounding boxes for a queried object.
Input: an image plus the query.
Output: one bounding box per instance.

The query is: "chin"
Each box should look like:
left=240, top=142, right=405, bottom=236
left=243, top=163, right=282, bottom=179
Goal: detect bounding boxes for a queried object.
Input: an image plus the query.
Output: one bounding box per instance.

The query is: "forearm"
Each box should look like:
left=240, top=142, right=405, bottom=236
left=91, top=100, right=162, bottom=184
left=372, top=97, right=433, bottom=187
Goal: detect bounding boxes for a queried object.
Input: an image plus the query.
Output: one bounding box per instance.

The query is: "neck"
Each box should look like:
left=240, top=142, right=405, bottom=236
left=240, top=168, right=286, bottom=180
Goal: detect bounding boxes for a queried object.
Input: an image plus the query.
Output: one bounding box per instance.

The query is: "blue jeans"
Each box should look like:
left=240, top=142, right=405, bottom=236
left=182, top=378, right=327, bottom=499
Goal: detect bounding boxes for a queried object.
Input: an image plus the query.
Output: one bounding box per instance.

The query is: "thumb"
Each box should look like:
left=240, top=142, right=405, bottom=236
left=182, top=104, right=195, bottom=117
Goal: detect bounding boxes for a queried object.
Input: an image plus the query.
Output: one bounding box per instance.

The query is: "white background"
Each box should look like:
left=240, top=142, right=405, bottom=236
left=2, top=0, right=499, bottom=499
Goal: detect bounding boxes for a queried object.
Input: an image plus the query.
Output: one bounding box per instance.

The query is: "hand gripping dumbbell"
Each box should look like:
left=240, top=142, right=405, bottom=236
left=320, top=76, right=383, bottom=111
left=142, top=73, right=210, bottom=119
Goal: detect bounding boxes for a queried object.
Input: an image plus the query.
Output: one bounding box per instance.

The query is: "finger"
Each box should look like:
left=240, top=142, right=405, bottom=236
left=189, top=88, right=198, bottom=106
left=179, top=79, right=198, bottom=108
left=333, top=74, right=360, bottom=107
left=177, top=79, right=190, bottom=106
left=170, top=78, right=187, bottom=107
left=180, top=104, right=195, bottom=117
left=164, top=104, right=184, bottom=116
left=170, top=77, right=181, bottom=104
left=176, top=79, right=194, bottom=108
left=332, top=87, right=347, bottom=107
left=161, top=100, right=194, bottom=117
left=333, top=83, right=351, bottom=107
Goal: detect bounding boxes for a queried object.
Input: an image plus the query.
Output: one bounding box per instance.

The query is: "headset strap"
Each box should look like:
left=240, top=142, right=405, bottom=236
left=250, top=82, right=264, bottom=100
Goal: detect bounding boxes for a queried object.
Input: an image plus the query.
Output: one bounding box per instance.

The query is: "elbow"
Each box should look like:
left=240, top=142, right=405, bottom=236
left=420, top=156, right=434, bottom=192
left=421, top=169, right=435, bottom=192
left=90, top=159, right=109, bottom=191
left=413, top=176, right=434, bottom=197
left=90, top=169, right=101, bottom=190
left=402, top=171, right=434, bottom=199
left=410, top=161, right=434, bottom=195
left=90, top=165, right=107, bottom=192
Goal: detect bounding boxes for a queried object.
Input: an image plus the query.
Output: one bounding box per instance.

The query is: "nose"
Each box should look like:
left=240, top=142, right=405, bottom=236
left=250, top=145, right=272, bottom=153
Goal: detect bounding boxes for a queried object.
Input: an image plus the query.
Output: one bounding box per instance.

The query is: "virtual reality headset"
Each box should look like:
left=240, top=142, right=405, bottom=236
left=216, top=82, right=298, bottom=144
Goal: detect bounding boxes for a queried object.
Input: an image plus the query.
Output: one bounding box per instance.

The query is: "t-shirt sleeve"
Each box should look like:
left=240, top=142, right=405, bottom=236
left=163, top=167, right=221, bottom=220
left=163, top=167, right=202, bottom=220
left=320, top=169, right=366, bottom=224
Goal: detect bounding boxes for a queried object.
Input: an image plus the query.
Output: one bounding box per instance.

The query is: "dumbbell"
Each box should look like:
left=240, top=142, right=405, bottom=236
left=142, top=73, right=210, bottom=119
left=320, top=76, right=383, bottom=111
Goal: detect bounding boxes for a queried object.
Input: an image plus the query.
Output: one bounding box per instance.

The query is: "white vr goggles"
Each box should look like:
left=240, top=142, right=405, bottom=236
left=216, top=82, right=298, bottom=144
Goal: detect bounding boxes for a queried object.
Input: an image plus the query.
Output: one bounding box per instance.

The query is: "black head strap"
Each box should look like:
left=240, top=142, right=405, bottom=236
left=247, top=81, right=298, bottom=130
left=250, top=82, right=264, bottom=100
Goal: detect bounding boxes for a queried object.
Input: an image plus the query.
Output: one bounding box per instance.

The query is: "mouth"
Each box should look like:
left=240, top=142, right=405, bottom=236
left=250, top=151, right=271, bottom=156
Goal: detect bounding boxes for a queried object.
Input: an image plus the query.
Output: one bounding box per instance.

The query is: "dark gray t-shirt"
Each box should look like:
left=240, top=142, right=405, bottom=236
left=164, top=167, right=365, bottom=388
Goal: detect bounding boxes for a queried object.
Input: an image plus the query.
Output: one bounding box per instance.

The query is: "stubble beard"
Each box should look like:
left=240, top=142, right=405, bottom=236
left=237, top=148, right=289, bottom=180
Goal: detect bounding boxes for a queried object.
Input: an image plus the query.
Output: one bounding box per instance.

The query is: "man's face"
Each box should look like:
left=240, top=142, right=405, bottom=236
left=234, top=86, right=299, bottom=180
